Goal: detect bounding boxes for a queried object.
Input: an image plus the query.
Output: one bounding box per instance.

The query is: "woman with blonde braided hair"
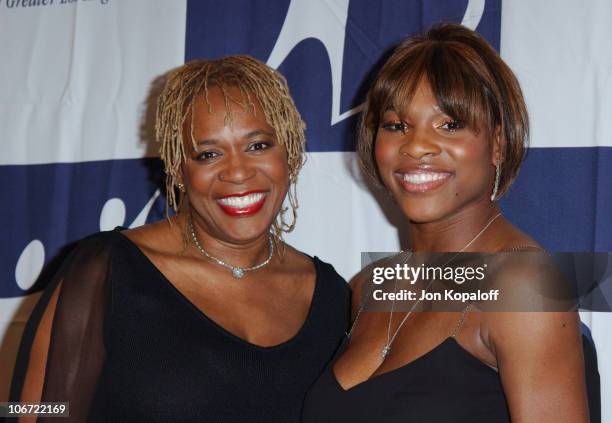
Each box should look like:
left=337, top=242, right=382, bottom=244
left=11, top=56, right=350, bottom=422
left=157, top=56, right=306, bottom=244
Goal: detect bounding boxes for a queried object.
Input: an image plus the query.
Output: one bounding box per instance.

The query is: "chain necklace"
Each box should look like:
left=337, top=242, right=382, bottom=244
left=347, top=212, right=502, bottom=360
left=188, top=218, right=274, bottom=279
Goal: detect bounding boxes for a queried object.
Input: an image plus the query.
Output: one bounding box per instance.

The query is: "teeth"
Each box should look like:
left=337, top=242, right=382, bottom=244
left=218, top=193, right=266, bottom=208
left=403, top=172, right=449, bottom=184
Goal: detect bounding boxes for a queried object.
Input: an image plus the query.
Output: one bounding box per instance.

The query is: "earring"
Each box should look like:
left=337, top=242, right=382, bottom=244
left=269, top=181, right=299, bottom=258
left=490, top=162, right=501, bottom=201
left=177, top=183, right=185, bottom=192
left=279, top=181, right=298, bottom=232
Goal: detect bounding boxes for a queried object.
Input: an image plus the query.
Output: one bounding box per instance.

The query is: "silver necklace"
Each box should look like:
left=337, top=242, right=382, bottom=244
left=347, top=212, right=502, bottom=360
left=188, top=219, right=274, bottom=279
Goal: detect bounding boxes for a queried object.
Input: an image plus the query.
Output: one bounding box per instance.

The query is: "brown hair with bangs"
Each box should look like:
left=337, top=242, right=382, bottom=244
left=357, top=23, right=529, bottom=199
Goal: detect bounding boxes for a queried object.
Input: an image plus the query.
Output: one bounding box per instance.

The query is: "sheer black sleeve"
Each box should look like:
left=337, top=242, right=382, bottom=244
left=9, top=233, right=114, bottom=422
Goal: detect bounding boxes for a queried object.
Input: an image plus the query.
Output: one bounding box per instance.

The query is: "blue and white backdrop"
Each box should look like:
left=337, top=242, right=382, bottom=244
left=1, top=0, right=611, bottom=418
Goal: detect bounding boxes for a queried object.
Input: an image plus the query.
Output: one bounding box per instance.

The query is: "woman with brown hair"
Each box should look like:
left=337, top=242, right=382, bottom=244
left=302, top=24, right=588, bottom=422
left=10, top=56, right=350, bottom=422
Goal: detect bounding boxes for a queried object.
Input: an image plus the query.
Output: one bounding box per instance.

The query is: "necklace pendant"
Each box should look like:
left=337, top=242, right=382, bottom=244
left=381, top=345, right=391, bottom=359
left=231, top=267, right=245, bottom=279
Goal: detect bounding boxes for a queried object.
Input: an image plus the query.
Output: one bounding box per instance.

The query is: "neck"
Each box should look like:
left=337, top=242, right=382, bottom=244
left=409, top=200, right=501, bottom=252
left=182, top=213, right=273, bottom=269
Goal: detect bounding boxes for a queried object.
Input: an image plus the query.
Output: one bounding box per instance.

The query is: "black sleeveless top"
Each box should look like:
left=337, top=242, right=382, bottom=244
left=10, top=229, right=351, bottom=422
left=302, top=329, right=510, bottom=422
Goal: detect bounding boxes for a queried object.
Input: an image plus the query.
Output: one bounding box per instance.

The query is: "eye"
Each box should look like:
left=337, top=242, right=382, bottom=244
left=439, top=120, right=465, bottom=133
left=247, top=141, right=272, bottom=152
left=194, top=150, right=221, bottom=162
left=381, top=122, right=408, bottom=132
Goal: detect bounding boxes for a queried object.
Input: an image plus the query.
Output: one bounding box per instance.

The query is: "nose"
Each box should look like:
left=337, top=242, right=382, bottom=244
left=398, top=126, right=441, bottom=160
left=218, top=153, right=256, bottom=183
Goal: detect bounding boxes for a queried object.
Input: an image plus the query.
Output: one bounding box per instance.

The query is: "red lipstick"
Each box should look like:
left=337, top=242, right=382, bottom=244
left=216, top=190, right=267, bottom=216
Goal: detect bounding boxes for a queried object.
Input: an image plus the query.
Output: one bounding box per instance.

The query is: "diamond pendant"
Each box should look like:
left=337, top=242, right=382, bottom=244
left=381, top=345, right=391, bottom=359
left=231, top=267, right=245, bottom=279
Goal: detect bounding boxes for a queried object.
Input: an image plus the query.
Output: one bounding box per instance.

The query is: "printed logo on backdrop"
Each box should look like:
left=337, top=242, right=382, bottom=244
left=185, top=0, right=501, bottom=151
left=1, top=0, right=500, bottom=298
left=1, top=161, right=166, bottom=298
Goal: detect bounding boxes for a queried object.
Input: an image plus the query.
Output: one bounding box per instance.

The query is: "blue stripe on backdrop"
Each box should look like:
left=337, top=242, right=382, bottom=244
left=185, top=0, right=501, bottom=152
left=1, top=147, right=610, bottom=298
left=1, top=159, right=166, bottom=298
left=501, top=147, right=612, bottom=252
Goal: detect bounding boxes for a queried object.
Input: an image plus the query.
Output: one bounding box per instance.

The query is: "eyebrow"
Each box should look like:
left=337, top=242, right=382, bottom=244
left=245, top=129, right=275, bottom=139
left=196, top=139, right=217, bottom=146
left=195, top=129, right=275, bottom=146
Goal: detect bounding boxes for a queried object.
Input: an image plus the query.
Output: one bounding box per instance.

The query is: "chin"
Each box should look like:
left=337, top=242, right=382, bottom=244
left=400, top=208, right=446, bottom=224
left=395, top=197, right=454, bottom=224
left=396, top=189, right=492, bottom=224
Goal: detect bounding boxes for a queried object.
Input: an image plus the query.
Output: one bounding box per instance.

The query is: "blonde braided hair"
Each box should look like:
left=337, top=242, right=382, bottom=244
left=155, top=56, right=306, bottom=243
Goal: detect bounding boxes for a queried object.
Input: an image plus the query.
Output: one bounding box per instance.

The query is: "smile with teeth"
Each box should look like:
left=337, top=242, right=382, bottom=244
left=403, top=172, right=449, bottom=184
left=397, top=171, right=452, bottom=193
left=217, top=192, right=266, bottom=208
left=216, top=192, right=268, bottom=216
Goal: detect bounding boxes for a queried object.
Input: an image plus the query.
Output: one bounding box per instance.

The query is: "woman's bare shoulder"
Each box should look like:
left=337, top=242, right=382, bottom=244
left=120, top=218, right=182, bottom=254
left=281, top=243, right=315, bottom=272
left=346, top=253, right=404, bottom=314
left=492, top=218, right=545, bottom=252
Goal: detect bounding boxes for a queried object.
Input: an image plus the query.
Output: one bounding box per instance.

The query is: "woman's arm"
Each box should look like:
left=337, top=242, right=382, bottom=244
left=488, top=310, right=588, bottom=422
left=17, top=281, right=61, bottom=423
left=482, top=252, right=589, bottom=422
left=10, top=234, right=114, bottom=423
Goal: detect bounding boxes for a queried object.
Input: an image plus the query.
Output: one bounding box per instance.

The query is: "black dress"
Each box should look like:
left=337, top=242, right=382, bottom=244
left=302, top=328, right=511, bottom=422
left=9, top=229, right=351, bottom=423
left=301, top=249, right=602, bottom=423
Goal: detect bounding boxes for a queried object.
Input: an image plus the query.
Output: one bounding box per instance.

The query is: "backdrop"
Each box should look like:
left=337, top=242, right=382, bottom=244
left=1, top=0, right=610, bottom=419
